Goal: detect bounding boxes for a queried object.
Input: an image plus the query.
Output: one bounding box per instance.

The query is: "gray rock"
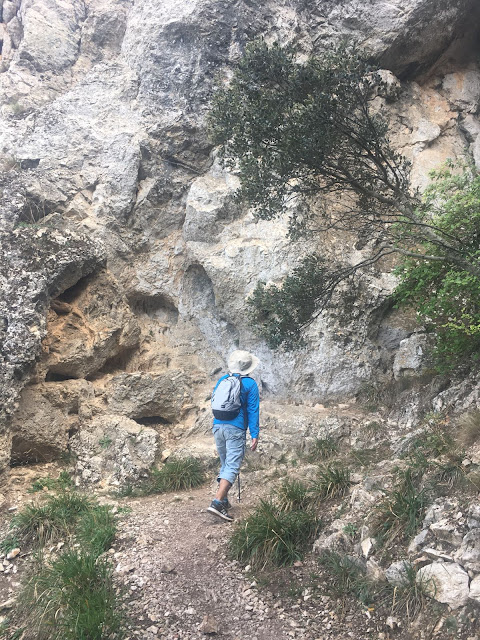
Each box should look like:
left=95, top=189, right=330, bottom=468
left=393, top=333, right=427, bottom=379
left=385, top=560, right=412, bottom=586
left=417, top=562, right=470, bottom=609
left=454, top=530, right=480, bottom=572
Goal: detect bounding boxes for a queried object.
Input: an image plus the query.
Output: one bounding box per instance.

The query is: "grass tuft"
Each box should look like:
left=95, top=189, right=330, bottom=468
left=318, top=551, right=373, bottom=604
left=456, top=409, right=480, bottom=448
left=22, top=551, right=123, bottom=640
left=372, top=469, right=429, bottom=546
left=76, top=505, right=117, bottom=556
left=11, top=491, right=92, bottom=544
left=28, top=471, right=74, bottom=493
left=313, top=464, right=353, bottom=499
left=275, top=478, right=312, bottom=512
left=230, top=499, right=320, bottom=569
left=389, top=564, right=432, bottom=620
left=305, top=437, right=338, bottom=462
left=145, top=457, right=206, bottom=494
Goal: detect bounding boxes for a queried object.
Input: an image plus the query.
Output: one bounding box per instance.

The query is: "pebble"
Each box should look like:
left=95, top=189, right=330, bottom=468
left=6, top=549, right=20, bottom=560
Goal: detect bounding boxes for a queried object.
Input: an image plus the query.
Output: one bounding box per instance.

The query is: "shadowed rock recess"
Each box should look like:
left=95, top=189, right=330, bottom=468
left=1, top=0, right=480, bottom=634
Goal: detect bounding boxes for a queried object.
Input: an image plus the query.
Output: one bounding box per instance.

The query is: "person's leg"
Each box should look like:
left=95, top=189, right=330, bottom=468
left=215, top=478, right=232, bottom=501
left=208, top=426, right=245, bottom=521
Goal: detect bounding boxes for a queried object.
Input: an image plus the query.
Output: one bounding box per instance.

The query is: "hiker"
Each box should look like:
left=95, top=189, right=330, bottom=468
left=207, top=350, right=260, bottom=522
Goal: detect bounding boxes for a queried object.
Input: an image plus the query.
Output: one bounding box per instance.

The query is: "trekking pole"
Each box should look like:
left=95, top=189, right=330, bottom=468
left=237, top=472, right=241, bottom=502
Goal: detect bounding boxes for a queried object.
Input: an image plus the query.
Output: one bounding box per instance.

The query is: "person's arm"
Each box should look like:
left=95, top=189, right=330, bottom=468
left=246, top=380, right=260, bottom=449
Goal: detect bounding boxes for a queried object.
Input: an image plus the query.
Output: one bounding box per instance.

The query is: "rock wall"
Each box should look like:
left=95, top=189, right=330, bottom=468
left=1, top=0, right=480, bottom=482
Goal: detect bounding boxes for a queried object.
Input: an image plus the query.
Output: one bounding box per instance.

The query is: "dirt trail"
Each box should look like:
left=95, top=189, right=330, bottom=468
left=115, top=484, right=353, bottom=640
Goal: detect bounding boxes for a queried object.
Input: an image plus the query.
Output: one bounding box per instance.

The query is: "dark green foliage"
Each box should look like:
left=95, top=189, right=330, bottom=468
left=210, top=40, right=409, bottom=225
left=395, top=163, right=480, bottom=369
left=229, top=499, right=320, bottom=569
left=23, top=552, right=123, bottom=640
left=313, top=464, right=353, bottom=499
left=210, top=41, right=480, bottom=358
left=146, top=457, right=206, bottom=494
left=372, top=470, right=429, bottom=545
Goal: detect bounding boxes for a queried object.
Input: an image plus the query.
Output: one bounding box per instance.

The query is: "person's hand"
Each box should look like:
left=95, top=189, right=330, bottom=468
left=250, top=438, right=258, bottom=451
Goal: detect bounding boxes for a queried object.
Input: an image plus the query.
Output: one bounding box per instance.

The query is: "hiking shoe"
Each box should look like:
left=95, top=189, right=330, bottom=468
left=207, top=500, right=233, bottom=522
left=221, top=498, right=232, bottom=510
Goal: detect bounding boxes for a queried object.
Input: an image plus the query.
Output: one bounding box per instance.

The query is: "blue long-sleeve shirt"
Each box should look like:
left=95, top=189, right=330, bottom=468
left=212, top=374, right=260, bottom=439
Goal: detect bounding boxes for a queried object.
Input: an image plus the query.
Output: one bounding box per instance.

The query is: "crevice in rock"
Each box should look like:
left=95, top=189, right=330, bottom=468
left=56, top=273, right=91, bottom=304
left=133, top=416, right=171, bottom=426
left=10, top=436, right=55, bottom=466
left=18, top=193, right=57, bottom=224
left=45, top=371, right=78, bottom=382
left=129, top=293, right=179, bottom=324
left=88, top=344, right=138, bottom=379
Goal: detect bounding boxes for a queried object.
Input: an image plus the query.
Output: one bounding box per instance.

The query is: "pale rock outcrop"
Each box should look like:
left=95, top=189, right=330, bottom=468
left=70, top=414, right=159, bottom=486
left=0, top=221, right=104, bottom=430
left=416, top=561, right=470, bottom=609
left=1, top=0, right=480, bottom=477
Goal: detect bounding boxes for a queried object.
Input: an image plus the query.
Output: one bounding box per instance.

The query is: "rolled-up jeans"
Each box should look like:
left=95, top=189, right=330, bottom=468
left=213, top=424, right=246, bottom=485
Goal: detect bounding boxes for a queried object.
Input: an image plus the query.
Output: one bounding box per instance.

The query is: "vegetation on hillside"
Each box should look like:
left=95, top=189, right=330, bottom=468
left=209, top=41, right=480, bottom=368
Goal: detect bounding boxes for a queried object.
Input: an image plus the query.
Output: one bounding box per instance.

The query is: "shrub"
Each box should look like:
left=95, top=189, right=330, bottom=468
left=313, top=464, right=353, bottom=499
left=230, top=499, right=320, bottom=569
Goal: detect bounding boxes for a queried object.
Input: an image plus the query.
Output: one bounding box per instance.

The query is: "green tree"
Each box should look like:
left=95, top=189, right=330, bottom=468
left=209, top=41, right=480, bottom=361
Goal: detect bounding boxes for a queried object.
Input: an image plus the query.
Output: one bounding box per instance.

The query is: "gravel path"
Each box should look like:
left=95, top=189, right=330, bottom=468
left=114, top=484, right=355, bottom=640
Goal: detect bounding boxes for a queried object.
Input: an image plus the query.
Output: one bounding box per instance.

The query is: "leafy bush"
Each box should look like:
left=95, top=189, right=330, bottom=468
left=395, top=162, right=480, bottom=370
left=230, top=499, right=320, bottom=569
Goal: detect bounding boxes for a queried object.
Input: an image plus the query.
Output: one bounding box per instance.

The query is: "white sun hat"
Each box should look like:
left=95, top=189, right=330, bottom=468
left=227, top=350, right=260, bottom=375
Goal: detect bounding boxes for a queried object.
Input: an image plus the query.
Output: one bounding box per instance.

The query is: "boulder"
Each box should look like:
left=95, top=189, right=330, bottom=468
left=416, top=562, right=469, bottom=609
left=385, top=560, right=413, bottom=586
left=9, top=380, right=93, bottom=464
left=105, top=370, right=190, bottom=423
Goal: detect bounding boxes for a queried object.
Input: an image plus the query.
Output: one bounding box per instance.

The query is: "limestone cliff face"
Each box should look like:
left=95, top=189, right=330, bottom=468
left=0, top=0, right=480, bottom=482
